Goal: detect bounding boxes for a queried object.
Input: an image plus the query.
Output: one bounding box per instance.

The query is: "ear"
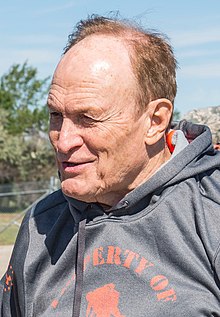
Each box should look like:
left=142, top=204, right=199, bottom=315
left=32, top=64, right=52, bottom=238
left=145, top=98, right=173, bottom=145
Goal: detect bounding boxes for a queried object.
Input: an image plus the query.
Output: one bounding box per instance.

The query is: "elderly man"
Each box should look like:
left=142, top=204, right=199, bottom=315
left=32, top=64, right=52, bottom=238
left=1, top=15, right=220, bottom=317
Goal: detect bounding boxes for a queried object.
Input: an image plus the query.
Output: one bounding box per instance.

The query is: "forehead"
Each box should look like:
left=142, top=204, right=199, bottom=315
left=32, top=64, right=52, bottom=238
left=52, top=35, right=135, bottom=88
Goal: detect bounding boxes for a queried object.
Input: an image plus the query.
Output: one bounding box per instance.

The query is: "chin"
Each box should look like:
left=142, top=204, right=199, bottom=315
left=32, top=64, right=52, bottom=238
left=61, top=178, right=95, bottom=203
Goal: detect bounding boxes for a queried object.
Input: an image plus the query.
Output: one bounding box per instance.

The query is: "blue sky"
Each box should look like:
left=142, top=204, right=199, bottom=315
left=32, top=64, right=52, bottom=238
left=0, top=0, right=220, bottom=116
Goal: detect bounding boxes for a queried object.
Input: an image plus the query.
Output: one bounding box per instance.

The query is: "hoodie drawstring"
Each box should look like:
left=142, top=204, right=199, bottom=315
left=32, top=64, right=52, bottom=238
left=72, top=217, right=87, bottom=317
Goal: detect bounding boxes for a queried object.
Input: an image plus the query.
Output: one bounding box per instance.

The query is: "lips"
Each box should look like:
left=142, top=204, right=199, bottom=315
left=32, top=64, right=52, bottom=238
left=61, top=160, right=94, bottom=173
left=62, top=162, right=83, bottom=168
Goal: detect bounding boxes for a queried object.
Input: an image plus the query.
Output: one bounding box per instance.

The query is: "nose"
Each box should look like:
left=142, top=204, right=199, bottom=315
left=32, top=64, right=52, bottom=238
left=56, top=117, right=84, bottom=154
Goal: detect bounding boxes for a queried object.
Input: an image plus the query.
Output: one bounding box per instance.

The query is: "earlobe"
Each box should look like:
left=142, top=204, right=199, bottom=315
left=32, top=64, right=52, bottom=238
left=145, top=98, right=173, bottom=145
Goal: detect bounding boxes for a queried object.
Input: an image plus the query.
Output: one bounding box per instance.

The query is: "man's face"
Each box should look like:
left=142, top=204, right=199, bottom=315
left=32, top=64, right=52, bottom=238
left=47, top=36, right=150, bottom=206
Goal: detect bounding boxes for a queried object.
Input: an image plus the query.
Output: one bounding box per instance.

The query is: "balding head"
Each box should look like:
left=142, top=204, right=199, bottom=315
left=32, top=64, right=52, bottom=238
left=63, top=15, right=177, bottom=110
left=52, top=34, right=139, bottom=117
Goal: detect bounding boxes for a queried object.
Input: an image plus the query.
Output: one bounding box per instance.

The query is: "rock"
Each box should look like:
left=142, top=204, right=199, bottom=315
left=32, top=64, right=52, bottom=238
left=183, top=105, right=220, bottom=143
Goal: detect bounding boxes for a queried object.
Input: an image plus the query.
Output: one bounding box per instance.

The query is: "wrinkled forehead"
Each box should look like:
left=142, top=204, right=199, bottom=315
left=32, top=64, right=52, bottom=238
left=53, top=35, right=135, bottom=86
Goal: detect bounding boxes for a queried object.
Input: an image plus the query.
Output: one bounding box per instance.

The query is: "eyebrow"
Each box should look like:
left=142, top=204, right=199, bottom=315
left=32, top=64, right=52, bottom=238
left=47, top=91, right=105, bottom=117
left=47, top=95, right=63, bottom=110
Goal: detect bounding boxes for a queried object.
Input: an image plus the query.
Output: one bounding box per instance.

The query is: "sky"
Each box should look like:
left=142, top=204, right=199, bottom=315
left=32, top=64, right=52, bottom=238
left=0, top=0, right=220, bottom=116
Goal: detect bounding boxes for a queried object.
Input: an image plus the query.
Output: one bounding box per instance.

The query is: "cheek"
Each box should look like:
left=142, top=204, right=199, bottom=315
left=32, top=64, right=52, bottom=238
left=49, top=130, right=58, bottom=148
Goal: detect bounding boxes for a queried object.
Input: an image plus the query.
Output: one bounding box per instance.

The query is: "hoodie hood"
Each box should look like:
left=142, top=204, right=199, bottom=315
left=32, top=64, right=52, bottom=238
left=65, top=120, right=219, bottom=219
left=63, top=120, right=220, bottom=317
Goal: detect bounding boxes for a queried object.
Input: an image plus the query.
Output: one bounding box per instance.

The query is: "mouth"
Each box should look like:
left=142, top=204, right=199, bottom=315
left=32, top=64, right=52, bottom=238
left=62, top=162, right=85, bottom=168
left=61, top=160, right=94, bottom=173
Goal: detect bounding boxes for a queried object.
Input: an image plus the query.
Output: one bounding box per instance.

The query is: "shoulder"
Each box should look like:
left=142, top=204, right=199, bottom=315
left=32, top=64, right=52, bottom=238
left=20, top=189, right=70, bottom=236
left=198, top=162, right=220, bottom=205
left=197, top=160, right=220, bottom=228
left=30, top=189, right=68, bottom=218
left=13, top=190, right=68, bottom=247
left=15, top=189, right=67, bottom=228
left=195, top=164, right=220, bottom=263
left=12, top=189, right=69, bottom=235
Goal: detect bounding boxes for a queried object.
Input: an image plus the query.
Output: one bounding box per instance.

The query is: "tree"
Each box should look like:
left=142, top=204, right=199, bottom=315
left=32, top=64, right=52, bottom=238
left=173, top=109, right=181, bottom=121
left=0, top=63, right=57, bottom=184
left=0, top=62, right=50, bottom=135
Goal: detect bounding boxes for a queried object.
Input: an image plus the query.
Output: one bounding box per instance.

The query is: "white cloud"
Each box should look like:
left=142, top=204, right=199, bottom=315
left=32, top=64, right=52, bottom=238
left=179, top=63, right=220, bottom=78
left=2, top=34, right=65, bottom=46
left=0, top=48, right=60, bottom=77
left=177, top=48, right=220, bottom=58
left=171, top=28, right=220, bottom=48
left=1, top=48, right=59, bottom=64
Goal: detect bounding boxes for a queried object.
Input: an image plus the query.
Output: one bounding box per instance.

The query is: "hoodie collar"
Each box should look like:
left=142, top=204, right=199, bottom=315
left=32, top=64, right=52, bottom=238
left=64, top=195, right=105, bottom=223
left=64, top=121, right=214, bottom=221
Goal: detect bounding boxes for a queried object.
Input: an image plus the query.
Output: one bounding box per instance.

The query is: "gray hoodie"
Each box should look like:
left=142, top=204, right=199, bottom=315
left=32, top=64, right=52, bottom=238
left=1, top=120, right=220, bottom=316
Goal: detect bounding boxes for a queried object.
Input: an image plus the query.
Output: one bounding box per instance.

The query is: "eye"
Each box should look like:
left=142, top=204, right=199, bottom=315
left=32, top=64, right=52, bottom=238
left=78, top=114, right=96, bottom=126
left=49, top=111, right=63, bottom=119
left=49, top=111, right=63, bottom=129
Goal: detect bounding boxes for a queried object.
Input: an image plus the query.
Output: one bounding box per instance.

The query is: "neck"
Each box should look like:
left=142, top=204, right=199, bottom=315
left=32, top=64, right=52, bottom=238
left=95, top=145, right=171, bottom=207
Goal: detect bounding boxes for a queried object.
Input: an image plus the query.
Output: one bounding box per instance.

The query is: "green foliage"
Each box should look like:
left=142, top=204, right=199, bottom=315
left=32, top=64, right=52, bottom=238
left=0, top=62, right=50, bottom=135
left=173, top=109, right=181, bottom=121
left=0, top=108, right=56, bottom=183
left=0, top=63, right=57, bottom=184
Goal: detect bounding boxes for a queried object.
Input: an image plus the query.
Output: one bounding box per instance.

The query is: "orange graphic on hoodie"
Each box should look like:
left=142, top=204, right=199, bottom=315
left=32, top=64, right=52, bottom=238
left=86, top=283, right=125, bottom=317
left=4, top=264, right=14, bottom=292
